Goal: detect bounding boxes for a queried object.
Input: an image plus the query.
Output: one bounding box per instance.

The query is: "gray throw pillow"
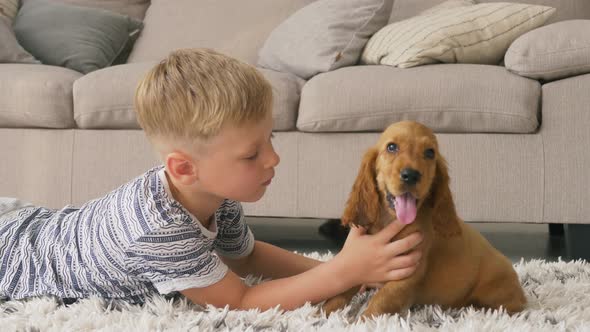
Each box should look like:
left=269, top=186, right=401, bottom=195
left=13, top=0, right=143, bottom=74
left=257, top=0, right=394, bottom=80
left=0, top=16, right=39, bottom=64
left=36, top=0, right=151, bottom=20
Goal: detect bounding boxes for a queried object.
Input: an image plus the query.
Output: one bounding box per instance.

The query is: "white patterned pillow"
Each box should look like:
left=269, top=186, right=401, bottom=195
left=361, top=1, right=556, bottom=68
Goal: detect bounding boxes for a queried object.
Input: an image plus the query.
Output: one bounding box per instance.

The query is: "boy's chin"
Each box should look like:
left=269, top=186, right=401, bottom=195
left=239, top=187, right=267, bottom=203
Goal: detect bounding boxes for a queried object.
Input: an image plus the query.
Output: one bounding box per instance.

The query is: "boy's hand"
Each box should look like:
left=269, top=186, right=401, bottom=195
left=335, top=221, right=423, bottom=286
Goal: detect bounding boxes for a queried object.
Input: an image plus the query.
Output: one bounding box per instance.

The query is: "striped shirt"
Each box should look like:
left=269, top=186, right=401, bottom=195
left=0, top=166, right=254, bottom=303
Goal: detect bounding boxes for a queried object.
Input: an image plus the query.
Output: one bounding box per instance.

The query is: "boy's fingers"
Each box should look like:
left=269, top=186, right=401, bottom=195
left=377, top=221, right=406, bottom=242
left=387, top=250, right=422, bottom=270
left=387, top=264, right=418, bottom=281
left=386, top=232, right=423, bottom=255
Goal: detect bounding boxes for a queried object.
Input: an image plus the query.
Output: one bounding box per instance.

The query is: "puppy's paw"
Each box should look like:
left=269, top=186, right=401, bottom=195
left=322, top=296, right=349, bottom=317
left=361, top=307, right=384, bottom=320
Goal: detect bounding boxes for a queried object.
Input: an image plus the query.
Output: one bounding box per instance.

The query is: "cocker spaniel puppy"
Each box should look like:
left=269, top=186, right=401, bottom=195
left=323, top=121, right=526, bottom=318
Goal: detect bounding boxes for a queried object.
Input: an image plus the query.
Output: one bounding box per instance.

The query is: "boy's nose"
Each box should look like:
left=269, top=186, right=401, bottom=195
left=265, top=144, right=280, bottom=168
left=268, top=148, right=280, bottom=168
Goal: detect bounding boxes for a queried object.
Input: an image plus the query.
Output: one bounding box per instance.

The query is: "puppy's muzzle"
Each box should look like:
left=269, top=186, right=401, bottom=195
left=400, top=168, right=421, bottom=186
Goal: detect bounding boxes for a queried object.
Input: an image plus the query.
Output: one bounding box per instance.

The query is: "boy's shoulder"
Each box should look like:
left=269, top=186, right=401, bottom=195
left=102, top=165, right=189, bottom=237
left=118, top=167, right=244, bottom=239
left=105, top=165, right=164, bottom=198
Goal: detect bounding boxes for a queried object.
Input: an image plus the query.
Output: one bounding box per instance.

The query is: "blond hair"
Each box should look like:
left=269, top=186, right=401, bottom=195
left=134, top=48, right=273, bottom=141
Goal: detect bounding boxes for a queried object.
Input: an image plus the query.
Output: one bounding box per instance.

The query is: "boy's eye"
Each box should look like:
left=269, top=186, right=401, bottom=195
left=246, top=152, right=258, bottom=160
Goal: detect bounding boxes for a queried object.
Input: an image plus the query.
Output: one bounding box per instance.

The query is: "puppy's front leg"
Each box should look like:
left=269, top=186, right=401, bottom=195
left=322, top=285, right=361, bottom=316
left=362, top=278, right=419, bottom=318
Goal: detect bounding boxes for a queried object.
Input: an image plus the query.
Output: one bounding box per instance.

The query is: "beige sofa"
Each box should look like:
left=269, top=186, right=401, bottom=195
left=1, top=0, right=590, bottom=258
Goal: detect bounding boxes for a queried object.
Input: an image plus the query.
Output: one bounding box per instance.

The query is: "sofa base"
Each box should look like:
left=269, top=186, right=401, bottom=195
left=319, top=220, right=589, bottom=261
left=565, top=224, right=590, bottom=261
left=0, top=128, right=586, bottom=225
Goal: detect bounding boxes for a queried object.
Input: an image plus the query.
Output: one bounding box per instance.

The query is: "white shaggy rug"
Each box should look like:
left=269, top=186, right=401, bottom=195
left=2, top=253, right=590, bottom=332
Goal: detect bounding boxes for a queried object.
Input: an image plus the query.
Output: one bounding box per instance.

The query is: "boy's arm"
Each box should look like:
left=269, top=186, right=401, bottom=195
left=221, top=240, right=321, bottom=279
left=181, top=255, right=350, bottom=311
left=181, top=221, right=423, bottom=311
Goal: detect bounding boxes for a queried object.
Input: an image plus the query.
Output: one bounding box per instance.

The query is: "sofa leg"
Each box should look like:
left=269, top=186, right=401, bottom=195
left=565, top=224, right=590, bottom=261
left=548, top=223, right=564, bottom=236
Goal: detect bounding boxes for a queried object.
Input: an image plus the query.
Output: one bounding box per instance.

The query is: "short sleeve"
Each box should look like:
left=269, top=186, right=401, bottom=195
left=214, top=200, right=255, bottom=258
left=125, top=227, right=228, bottom=294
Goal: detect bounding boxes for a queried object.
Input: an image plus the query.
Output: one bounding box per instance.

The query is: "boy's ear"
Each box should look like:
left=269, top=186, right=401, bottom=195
left=165, top=151, right=198, bottom=185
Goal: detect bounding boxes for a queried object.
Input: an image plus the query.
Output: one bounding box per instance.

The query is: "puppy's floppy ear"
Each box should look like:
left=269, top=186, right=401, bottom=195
left=342, top=148, right=381, bottom=227
left=429, top=155, right=462, bottom=237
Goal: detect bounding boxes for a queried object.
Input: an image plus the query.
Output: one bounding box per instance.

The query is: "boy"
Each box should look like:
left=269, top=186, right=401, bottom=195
left=0, top=49, right=422, bottom=310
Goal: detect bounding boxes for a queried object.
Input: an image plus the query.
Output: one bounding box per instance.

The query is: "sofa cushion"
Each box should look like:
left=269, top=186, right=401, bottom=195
left=0, top=64, right=81, bottom=128
left=261, top=68, right=305, bottom=131
left=505, top=20, right=590, bottom=82
left=23, top=0, right=150, bottom=20
left=14, top=0, right=143, bottom=74
left=389, top=0, right=590, bottom=25
left=297, top=64, right=540, bottom=133
left=419, top=0, right=475, bottom=14
left=73, top=62, right=154, bottom=129
left=0, top=16, right=39, bottom=64
left=0, top=0, right=18, bottom=23
left=73, top=64, right=304, bottom=131
left=362, top=1, right=555, bottom=68
left=257, top=0, right=393, bottom=80
left=127, top=0, right=315, bottom=65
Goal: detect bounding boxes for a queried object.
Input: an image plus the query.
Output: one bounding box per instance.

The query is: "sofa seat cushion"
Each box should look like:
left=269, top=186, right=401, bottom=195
left=73, top=63, right=304, bottom=131
left=73, top=62, right=154, bottom=129
left=0, top=64, right=81, bottom=128
left=297, top=64, right=540, bottom=133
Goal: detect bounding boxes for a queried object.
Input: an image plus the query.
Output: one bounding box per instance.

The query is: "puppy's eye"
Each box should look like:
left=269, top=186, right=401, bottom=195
left=386, top=143, right=398, bottom=153
left=424, top=148, right=435, bottom=159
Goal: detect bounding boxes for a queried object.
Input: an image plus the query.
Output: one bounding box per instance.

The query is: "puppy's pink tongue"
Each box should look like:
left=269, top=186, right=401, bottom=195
left=395, top=193, right=417, bottom=224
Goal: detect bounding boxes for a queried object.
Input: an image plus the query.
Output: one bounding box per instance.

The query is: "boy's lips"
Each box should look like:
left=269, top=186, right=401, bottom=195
left=262, top=177, right=273, bottom=186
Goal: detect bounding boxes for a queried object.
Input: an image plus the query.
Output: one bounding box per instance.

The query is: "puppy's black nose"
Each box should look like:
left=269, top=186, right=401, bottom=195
left=400, top=168, right=421, bottom=185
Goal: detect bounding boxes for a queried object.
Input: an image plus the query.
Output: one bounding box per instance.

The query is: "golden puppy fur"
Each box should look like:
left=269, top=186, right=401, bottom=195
left=323, top=121, right=526, bottom=318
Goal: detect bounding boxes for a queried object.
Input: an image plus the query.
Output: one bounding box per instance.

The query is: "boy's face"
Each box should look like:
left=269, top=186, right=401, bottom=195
left=195, top=111, right=279, bottom=202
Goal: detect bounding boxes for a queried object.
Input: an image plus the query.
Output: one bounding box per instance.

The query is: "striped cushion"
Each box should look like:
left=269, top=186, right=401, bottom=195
left=361, top=2, right=556, bottom=68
